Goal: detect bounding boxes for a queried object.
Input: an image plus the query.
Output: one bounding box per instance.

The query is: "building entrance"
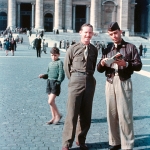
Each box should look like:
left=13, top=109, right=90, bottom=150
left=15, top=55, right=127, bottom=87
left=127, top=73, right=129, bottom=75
left=44, top=13, right=53, bottom=32
left=0, top=12, right=7, bottom=30
left=135, top=0, right=148, bottom=33
left=75, top=5, right=86, bottom=32
left=20, top=3, right=31, bottom=30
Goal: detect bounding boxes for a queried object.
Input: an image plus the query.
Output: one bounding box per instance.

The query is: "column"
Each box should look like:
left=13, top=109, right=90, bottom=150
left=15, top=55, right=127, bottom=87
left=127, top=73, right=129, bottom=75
left=130, top=2, right=136, bottom=36
left=120, top=0, right=129, bottom=36
left=54, top=0, right=63, bottom=32
left=98, top=0, right=102, bottom=31
left=112, top=5, right=117, bottom=22
left=17, top=3, right=20, bottom=28
left=86, top=6, right=90, bottom=23
left=72, top=5, right=76, bottom=31
left=8, top=0, right=16, bottom=30
left=35, top=0, right=44, bottom=30
left=65, top=0, right=73, bottom=32
left=147, top=4, right=150, bottom=39
left=31, top=3, right=35, bottom=29
left=90, top=0, right=98, bottom=31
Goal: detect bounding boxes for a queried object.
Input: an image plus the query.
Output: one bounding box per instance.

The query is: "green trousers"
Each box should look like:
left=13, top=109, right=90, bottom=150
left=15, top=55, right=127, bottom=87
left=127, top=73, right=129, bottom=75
left=62, top=73, right=96, bottom=148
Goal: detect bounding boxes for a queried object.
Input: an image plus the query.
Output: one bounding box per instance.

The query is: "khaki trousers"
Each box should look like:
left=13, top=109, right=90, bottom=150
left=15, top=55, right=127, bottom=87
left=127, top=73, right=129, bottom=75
left=105, top=75, right=134, bottom=149
left=62, top=73, right=96, bottom=148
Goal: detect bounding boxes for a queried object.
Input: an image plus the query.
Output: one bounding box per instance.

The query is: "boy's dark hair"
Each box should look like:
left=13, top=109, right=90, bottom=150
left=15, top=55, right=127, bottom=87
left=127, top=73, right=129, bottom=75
left=50, top=47, right=60, bottom=54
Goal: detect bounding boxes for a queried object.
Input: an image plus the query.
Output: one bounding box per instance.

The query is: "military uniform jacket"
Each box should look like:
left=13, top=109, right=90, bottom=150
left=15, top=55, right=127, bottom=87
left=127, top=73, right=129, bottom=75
left=64, top=42, right=98, bottom=79
left=97, top=39, right=142, bottom=81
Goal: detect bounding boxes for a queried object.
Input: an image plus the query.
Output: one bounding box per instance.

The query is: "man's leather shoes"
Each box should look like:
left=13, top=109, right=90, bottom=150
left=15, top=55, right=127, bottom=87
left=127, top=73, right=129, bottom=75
left=62, top=147, right=69, bottom=150
left=76, top=141, right=88, bottom=150
left=109, top=144, right=121, bottom=150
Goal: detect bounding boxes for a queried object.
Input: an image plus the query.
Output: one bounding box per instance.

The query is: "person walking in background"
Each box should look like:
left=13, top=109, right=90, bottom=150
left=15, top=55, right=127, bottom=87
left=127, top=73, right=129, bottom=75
left=10, top=38, right=17, bottom=56
left=62, top=23, right=98, bottom=150
left=143, top=45, right=147, bottom=58
left=95, top=41, right=101, bottom=55
left=97, top=22, right=142, bottom=150
left=4, top=38, right=10, bottom=56
left=34, top=34, right=42, bottom=57
left=66, top=40, right=70, bottom=51
left=139, top=43, right=143, bottom=57
left=101, top=41, right=105, bottom=54
left=39, top=47, right=65, bottom=125
left=42, top=39, right=47, bottom=54
left=0, top=41, right=2, bottom=50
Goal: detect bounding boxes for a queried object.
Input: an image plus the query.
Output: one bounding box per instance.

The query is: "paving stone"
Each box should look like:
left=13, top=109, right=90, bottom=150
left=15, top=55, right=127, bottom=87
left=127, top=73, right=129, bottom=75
left=0, top=34, right=150, bottom=150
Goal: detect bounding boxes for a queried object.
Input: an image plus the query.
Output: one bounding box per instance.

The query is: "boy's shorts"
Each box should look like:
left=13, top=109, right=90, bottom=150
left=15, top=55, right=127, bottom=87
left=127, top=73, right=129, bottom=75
left=46, top=79, right=60, bottom=96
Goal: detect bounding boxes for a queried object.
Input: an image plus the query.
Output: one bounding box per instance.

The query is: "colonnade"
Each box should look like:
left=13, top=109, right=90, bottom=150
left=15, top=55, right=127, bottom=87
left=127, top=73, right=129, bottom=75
left=7, top=0, right=136, bottom=34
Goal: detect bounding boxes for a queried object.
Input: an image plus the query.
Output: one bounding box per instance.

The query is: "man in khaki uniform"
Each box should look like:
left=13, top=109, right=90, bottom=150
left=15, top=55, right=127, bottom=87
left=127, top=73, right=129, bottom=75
left=62, top=23, right=98, bottom=150
left=97, top=22, right=142, bottom=150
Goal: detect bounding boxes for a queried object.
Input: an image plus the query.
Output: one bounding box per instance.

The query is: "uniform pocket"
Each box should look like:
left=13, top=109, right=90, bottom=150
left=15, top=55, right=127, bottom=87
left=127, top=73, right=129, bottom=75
left=73, top=57, right=84, bottom=69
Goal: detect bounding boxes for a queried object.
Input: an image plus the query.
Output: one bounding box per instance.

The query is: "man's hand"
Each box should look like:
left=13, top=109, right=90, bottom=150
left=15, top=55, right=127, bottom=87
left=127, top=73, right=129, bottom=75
left=114, top=59, right=126, bottom=67
left=101, top=58, right=109, bottom=66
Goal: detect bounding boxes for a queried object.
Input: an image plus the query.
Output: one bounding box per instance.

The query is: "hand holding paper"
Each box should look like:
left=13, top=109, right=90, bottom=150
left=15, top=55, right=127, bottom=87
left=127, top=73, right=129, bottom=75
left=104, top=52, right=123, bottom=67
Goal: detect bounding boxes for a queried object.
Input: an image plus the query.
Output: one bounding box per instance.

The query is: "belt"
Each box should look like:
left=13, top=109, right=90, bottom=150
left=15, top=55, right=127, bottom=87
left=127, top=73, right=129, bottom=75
left=72, top=72, right=93, bottom=75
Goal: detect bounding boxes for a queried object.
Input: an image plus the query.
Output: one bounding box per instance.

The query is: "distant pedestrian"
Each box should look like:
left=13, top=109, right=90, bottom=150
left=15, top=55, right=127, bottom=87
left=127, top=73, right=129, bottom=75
left=10, top=38, right=17, bottom=56
left=143, top=45, right=147, bottom=58
left=101, top=41, right=105, bottom=54
left=39, top=47, right=65, bottom=125
left=139, top=43, right=143, bottom=56
left=27, top=30, right=30, bottom=37
left=61, top=40, right=65, bottom=49
left=95, top=41, right=101, bottom=55
left=34, top=34, right=42, bottom=57
left=66, top=40, right=70, bottom=50
left=4, top=38, right=11, bottom=56
left=42, top=39, right=47, bottom=54
left=0, top=41, right=2, bottom=50
left=20, top=36, right=23, bottom=44
left=56, top=29, right=59, bottom=34
left=40, top=31, right=44, bottom=38
left=36, top=30, right=38, bottom=37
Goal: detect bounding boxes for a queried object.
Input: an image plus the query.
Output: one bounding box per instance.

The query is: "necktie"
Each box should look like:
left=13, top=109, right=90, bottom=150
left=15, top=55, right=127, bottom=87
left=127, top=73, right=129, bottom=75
left=84, top=45, right=88, bottom=60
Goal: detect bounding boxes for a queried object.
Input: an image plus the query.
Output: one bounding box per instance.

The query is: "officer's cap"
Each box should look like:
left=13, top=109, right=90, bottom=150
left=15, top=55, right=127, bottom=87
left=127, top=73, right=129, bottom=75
left=108, top=22, right=120, bottom=31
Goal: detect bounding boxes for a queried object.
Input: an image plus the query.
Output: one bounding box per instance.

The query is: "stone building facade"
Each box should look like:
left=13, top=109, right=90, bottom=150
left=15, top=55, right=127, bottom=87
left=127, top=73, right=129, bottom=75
left=0, top=0, right=149, bottom=35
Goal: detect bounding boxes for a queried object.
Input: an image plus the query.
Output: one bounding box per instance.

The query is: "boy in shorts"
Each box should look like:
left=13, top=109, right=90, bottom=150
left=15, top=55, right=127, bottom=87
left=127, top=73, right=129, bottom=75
left=39, top=47, right=65, bottom=124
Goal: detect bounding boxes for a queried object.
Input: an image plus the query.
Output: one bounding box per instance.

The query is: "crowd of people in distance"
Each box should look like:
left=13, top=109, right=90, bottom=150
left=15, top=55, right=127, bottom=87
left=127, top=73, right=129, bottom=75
left=139, top=43, right=147, bottom=58
left=0, top=27, right=24, bottom=56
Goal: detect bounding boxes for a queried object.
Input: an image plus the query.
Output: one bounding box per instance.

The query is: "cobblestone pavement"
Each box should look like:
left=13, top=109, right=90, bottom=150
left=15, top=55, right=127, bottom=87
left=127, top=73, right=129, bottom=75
left=0, top=35, right=150, bottom=150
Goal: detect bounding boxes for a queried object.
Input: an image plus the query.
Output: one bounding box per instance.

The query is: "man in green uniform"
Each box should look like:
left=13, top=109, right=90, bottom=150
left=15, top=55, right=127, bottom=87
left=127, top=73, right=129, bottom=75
left=62, top=23, right=98, bottom=150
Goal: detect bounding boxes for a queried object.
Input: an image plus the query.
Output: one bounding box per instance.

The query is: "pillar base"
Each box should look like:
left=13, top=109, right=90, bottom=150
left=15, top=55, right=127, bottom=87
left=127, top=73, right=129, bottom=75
left=67, top=29, right=75, bottom=33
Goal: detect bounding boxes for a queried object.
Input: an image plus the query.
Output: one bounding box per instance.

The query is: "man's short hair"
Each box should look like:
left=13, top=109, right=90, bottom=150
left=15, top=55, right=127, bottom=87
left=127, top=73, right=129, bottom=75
left=50, top=47, right=60, bottom=54
left=80, top=23, right=93, bottom=31
left=108, top=22, right=120, bottom=31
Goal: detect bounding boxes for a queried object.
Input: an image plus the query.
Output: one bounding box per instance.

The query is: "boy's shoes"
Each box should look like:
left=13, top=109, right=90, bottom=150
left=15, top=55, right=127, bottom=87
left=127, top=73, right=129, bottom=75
left=53, top=114, right=62, bottom=124
left=46, top=119, right=54, bottom=125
